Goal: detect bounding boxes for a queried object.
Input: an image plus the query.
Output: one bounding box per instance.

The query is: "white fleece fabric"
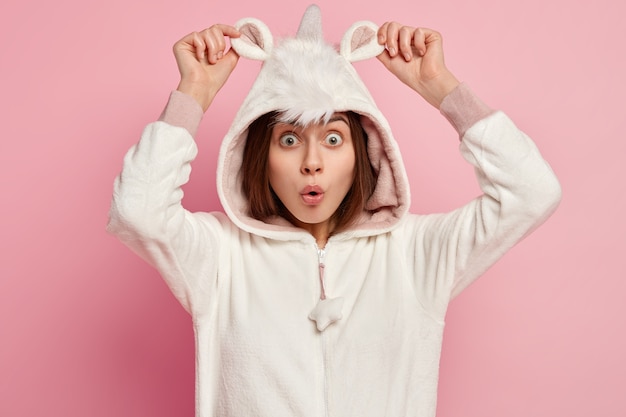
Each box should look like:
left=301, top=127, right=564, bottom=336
left=107, top=5, right=561, bottom=417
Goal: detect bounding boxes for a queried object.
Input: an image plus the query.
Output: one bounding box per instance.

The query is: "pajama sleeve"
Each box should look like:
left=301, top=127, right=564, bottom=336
left=107, top=91, right=223, bottom=317
left=405, top=84, right=562, bottom=315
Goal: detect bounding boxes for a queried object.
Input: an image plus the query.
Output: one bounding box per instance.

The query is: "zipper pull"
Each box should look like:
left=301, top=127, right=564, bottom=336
left=309, top=245, right=344, bottom=331
left=309, top=297, right=344, bottom=331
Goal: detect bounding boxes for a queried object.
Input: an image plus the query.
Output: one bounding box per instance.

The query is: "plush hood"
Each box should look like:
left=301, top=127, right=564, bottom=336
left=217, top=4, right=410, bottom=241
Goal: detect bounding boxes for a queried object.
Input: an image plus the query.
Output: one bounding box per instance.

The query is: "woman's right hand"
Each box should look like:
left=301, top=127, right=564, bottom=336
left=173, top=24, right=241, bottom=112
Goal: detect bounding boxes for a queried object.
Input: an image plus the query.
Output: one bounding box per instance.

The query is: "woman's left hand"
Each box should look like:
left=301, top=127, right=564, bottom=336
left=377, top=22, right=460, bottom=108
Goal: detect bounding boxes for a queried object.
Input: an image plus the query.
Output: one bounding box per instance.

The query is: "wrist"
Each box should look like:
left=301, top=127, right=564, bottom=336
left=159, top=90, right=204, bottom=137
left=176, top=79, right=216, bottom=113
left=416, top=70, right=460, bottom=109
left=439, top=83, right=494, bottom=138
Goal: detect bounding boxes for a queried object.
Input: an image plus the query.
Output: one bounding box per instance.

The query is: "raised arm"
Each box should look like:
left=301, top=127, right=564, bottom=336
left=376, top=23, right=561, bottom=313
left=107, top=26, right=240, bottom=315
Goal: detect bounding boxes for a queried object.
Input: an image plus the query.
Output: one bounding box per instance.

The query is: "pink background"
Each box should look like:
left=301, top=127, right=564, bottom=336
left=1, top=0, right=624, bottom=415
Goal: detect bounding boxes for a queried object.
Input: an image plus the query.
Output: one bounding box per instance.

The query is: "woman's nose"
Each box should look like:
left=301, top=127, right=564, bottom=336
left=301, top=142, right=323, bottom=174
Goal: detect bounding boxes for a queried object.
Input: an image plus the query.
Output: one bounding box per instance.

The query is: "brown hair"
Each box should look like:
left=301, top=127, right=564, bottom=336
left=241, top=111, right=377, bottom=234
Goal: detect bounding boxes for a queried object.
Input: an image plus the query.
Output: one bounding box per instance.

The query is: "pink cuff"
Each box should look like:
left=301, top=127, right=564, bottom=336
left=158, top=90, right=204, bottom=137
left=439, top=83, right=495, bottom=138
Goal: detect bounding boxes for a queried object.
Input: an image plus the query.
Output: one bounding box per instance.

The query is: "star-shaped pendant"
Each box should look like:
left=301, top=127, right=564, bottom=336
left=309, top=297, right=344, bottom=331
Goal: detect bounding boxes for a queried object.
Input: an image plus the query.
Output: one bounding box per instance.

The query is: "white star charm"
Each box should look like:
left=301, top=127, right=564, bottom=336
left=309, top=297, right=345, bottom=331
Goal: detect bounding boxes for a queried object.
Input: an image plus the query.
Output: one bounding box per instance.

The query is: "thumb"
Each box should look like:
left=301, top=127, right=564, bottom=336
left=219, top=47, right=240, bottom=73
left=376, top=49, right=392, bottom=69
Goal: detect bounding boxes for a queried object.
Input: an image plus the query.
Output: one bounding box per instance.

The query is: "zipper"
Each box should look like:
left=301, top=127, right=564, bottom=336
left=315, top=243, right=330, bottom=417
left=316, top=244, right=327, bottom=300
left=321, top=329, right=330, bottom=417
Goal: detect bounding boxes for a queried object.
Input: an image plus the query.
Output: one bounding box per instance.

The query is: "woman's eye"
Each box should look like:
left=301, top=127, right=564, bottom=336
left=325, top=133, right=343, bottom=146
left=279, top=134, right=298, bottom=147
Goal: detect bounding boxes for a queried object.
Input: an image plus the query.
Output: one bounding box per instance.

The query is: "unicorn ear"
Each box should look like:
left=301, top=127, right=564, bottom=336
left=231, top=17, right=273, bottom=61
left=340, top=21, right=385, bottom=62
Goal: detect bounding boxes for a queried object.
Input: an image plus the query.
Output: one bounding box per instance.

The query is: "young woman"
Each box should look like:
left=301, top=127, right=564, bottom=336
left=108, top=5, right=561, bottom=417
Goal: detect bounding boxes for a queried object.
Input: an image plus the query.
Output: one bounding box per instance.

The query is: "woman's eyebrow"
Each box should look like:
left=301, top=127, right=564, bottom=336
left=328, top=114, right=349, bottom=125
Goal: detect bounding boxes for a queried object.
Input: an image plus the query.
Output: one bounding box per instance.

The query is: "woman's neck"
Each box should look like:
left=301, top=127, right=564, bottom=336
left=294, top=219, right=332, bottom=249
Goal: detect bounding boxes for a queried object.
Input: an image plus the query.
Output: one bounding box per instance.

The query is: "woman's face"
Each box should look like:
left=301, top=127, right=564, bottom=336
left=268, top=113, right=356, bottom=234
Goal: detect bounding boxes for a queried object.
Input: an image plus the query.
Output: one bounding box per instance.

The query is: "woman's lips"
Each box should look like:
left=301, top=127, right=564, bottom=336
left=301, top=185, right=324, bottom=205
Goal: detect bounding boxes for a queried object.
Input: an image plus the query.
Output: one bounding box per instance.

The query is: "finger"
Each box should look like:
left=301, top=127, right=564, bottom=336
left=398, top=26, right=415, bottom=61
left=222, top=47, right=240, bottom=70
left=216, top=25, right=241, bottom=60
left=376, top=47, right=391, bottom=67
left=203, top=24, right=241, bottom=64
left=197, top=27, right=222, bottom=64
left=190, top=32, right=207, bottom=62
left=378, top=21, right=390, bottom=44
left=214, top=23, right=241, bottom=39
left=384, top=21, right=401, bottom=57
left=413, top=28, right=427, bottom=56
left=423, top=28, right=443, bottom=49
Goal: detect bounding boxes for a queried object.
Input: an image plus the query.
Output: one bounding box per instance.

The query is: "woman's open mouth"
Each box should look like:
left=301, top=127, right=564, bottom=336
left=301, top=186, right=324, bottom=205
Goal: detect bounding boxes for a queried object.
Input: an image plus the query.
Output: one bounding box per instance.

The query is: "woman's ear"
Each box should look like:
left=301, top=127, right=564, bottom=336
left=340, top=21, right=385, bottom=62
left=231, top=17, right=274, bottom=61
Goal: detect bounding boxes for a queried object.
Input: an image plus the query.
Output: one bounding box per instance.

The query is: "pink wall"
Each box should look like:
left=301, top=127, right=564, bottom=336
left=1, top=0, right=624, bottom=415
